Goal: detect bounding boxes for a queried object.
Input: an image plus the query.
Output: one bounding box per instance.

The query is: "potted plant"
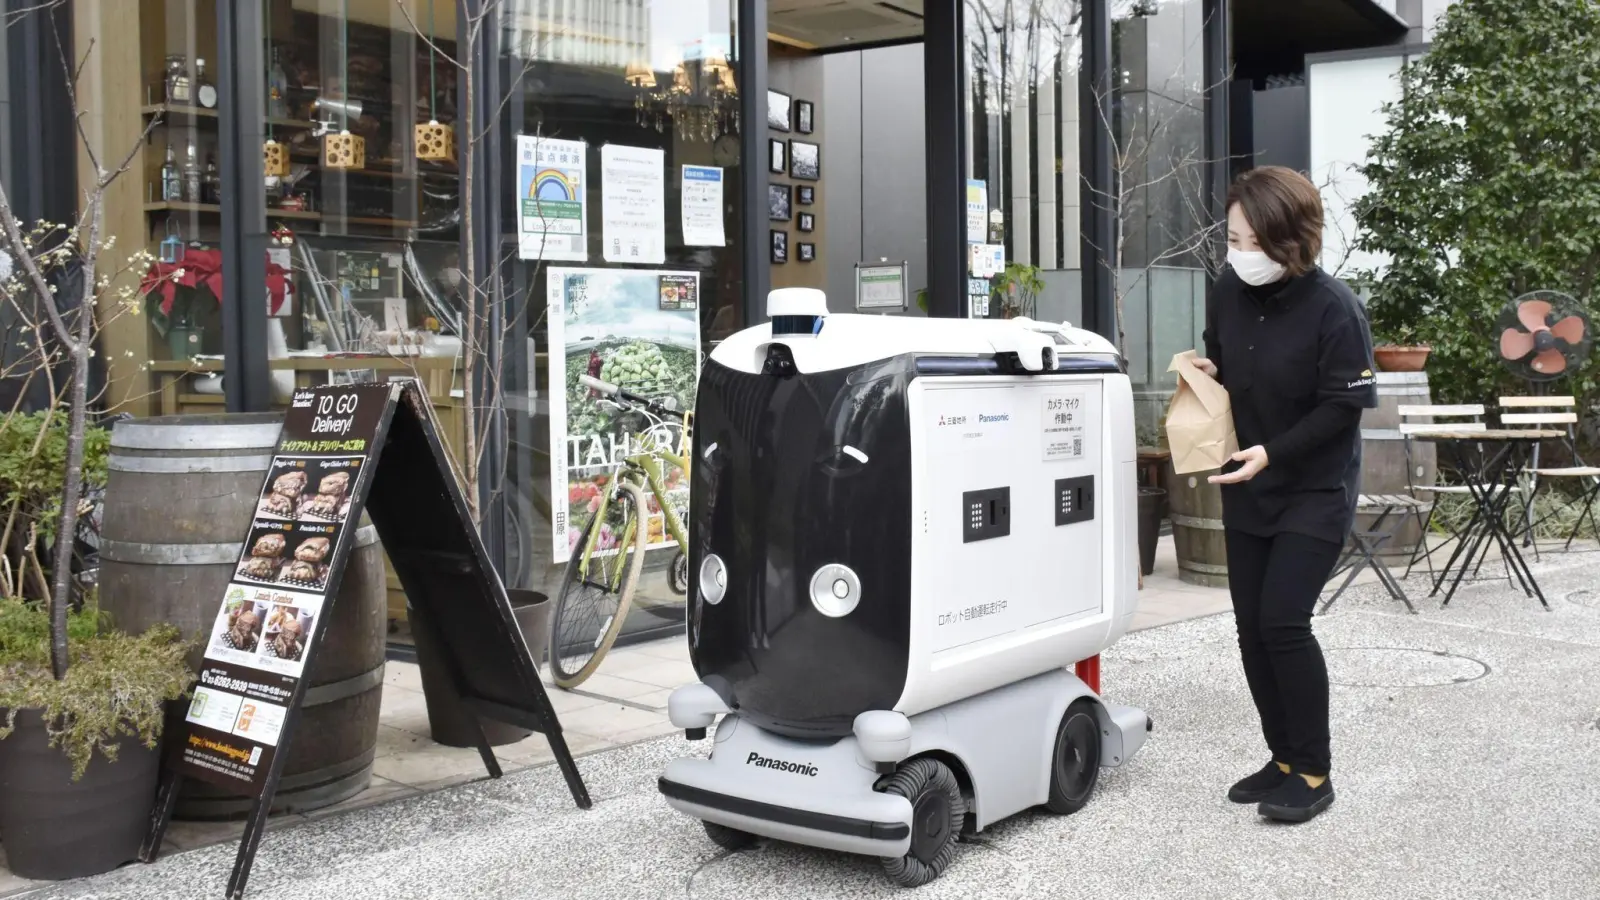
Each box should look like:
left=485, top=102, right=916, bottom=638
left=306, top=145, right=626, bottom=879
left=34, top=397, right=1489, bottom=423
left=991, top=263, right=1044, bottom=319
left=0, top=598, right=193, bottom=880
left=1372, top=325, right=1430, bottom=372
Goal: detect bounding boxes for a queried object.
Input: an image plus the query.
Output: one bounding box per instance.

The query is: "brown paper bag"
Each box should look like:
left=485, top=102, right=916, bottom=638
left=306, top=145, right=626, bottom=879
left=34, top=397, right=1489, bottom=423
left=1163, top=350, right=1238, bottom=475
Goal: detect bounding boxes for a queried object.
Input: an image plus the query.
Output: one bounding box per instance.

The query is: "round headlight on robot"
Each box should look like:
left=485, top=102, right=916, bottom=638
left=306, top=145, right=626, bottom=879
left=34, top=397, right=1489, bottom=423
left=699, top=554, right=728, bottom=605
left=809, top=564, right=861, bottom=617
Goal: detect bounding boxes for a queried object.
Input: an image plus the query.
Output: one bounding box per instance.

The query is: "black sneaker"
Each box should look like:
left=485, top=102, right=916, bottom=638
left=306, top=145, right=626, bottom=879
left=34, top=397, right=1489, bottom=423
left=1227, top=761, right=1289, bottom=804
left=1257, top=774, right=1335, bottom=823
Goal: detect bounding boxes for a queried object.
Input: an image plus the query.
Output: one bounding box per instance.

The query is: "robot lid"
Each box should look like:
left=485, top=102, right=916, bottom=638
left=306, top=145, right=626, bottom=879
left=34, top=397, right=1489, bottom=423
left=711, top=290, right=1121, bottom=377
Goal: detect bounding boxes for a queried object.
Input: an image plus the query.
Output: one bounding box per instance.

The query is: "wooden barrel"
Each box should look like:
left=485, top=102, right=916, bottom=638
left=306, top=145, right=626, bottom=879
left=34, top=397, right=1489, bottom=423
left=1164, top=459, right=1228, bottom=588
left=1357, top=372, right=1438, bottom=559
left=99, top=414, right=387, bottom=820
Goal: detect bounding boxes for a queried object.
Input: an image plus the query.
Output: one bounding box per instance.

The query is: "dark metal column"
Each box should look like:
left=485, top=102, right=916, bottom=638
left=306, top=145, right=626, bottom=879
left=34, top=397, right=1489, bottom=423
left=217, top=0, right=271, bottom=412
left=1078, top=0, right=1115, bottom=341
left=737, top=0, right=769, bottom=326
left=923, top=0, right=965, bottom=319
left=461, top=0, right=506, bottom=562
left=6, top=0, right=75, bottom=230
left=1203, top=0, right=1231, bottom=284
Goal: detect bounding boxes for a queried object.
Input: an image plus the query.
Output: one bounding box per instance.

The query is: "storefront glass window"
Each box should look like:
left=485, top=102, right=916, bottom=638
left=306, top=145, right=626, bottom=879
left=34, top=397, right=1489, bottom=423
left=494, top=0, right=742, bottom=651
left=66, top=0, right=470, bottom=640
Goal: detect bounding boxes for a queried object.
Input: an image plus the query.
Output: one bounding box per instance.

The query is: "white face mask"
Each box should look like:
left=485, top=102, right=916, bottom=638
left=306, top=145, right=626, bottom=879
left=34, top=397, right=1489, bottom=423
left=1227, top=247, right=1288, bottom=287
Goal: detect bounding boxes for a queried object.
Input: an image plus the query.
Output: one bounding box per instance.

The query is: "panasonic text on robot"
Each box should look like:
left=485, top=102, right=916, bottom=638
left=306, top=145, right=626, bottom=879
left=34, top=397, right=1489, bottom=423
left=745, top=751, right=819, bottom=777
left=977, top=413, right=1010, bottom=423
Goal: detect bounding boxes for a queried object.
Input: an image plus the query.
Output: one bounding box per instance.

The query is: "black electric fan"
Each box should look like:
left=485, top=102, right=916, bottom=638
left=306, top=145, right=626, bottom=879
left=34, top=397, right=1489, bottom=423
left=1496, top=290, right=1593, bottom=383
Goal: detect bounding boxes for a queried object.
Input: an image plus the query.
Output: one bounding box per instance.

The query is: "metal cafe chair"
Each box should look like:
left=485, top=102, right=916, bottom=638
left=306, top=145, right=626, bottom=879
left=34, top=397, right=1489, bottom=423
left=1399, top=403, right=1499, bottom=582
left=1500, top=395, right=1600, bottom=557
left=1319, top=490, right=1424, bottom=614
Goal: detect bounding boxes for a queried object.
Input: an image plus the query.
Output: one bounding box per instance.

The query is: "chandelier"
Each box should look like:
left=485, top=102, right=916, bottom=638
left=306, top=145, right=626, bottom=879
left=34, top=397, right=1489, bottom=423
left=627, top=52, right=739, bottom=143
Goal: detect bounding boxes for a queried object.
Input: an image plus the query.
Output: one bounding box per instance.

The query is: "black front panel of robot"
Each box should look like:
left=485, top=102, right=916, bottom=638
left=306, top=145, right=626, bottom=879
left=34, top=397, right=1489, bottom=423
left=687, top=356, right=917, bottom=737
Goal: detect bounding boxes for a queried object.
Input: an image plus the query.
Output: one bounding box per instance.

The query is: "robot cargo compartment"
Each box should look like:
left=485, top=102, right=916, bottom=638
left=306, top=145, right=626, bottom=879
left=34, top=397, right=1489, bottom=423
left=898, top=376, right=1133, bottom=715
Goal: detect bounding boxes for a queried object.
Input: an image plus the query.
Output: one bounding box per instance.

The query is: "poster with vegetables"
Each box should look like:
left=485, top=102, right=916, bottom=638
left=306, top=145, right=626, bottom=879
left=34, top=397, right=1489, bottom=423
left=547, top=267, right=701, bottom=563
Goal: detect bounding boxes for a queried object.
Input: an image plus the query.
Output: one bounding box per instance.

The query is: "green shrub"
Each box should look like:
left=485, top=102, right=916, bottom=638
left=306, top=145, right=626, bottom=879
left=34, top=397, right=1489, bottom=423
left=1354, top=0, right=1600, bottom=407
left=0, top=598, right=194, bottom=779
left=0, top=410, right=111, bottom=544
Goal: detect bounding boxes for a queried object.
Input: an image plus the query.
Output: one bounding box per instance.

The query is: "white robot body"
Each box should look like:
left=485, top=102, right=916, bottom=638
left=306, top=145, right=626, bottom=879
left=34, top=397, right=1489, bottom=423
left=661, top=295, right=1151, bottom=883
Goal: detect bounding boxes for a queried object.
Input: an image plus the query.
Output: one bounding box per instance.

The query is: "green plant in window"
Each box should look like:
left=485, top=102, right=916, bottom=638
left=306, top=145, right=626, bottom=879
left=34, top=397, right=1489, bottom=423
left=991, top=263, right=1043, bottom=319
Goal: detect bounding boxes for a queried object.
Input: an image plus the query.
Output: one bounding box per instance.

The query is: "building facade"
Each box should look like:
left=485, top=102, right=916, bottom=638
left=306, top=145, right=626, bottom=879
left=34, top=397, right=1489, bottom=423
left=0, top=0, right=1446, bottom=647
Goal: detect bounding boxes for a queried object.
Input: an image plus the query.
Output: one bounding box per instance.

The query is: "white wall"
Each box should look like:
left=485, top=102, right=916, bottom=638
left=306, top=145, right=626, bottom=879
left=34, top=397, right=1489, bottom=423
left=1421, top=0, right=1456, bottom=40
left=1307, top=54, right=1407, bottom=278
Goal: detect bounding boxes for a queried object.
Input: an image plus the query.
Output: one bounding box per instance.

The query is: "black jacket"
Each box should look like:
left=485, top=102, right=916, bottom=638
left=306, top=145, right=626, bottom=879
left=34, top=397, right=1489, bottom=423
left=1202, top=267, right=1379, bottom=544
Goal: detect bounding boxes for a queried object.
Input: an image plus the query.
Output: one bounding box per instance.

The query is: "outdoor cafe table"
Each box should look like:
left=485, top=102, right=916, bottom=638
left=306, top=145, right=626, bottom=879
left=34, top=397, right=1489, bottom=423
left=1407, top=429, right=1563, bottom=609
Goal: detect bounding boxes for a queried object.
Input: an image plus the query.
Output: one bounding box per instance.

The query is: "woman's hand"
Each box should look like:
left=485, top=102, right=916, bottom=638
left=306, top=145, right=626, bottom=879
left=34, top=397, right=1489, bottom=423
left=1192, top=357, right=1218, bottom=378
left=1209, top=445, right=1269, bottom=484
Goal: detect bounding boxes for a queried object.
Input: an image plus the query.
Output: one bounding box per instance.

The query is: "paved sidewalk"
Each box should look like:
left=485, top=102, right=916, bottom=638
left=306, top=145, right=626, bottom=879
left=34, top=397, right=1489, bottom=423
left=0, top=537, right=1236, bottom=896
left=11, top=546, right=1600, bottom=899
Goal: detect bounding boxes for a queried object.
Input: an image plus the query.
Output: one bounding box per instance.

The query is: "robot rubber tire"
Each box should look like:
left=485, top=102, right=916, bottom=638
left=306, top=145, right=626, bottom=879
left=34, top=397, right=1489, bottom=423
left=702, top=820, right=759, bottom=852
left=878, top=758, right=967, bottom=888
left=1045, top=698, right=1102, bottom=816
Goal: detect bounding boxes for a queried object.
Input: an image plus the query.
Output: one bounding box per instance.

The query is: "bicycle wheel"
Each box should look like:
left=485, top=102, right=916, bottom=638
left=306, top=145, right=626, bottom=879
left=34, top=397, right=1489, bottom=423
left=549, top=481, right=648, bottom=689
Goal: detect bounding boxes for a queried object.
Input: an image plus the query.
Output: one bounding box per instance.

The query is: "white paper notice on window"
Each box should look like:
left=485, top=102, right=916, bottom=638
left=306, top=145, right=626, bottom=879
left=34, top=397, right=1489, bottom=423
left=681, top=165, right=726, bottom=247
left=1042, top=392, right=1088, bottom=461
left=601, top=144, right=666, bottom=264
left=515, top=135, right=588, bottom=262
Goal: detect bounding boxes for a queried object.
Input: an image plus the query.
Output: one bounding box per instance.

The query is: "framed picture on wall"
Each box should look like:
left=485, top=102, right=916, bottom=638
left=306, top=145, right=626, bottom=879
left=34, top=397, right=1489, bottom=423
left=797, top=185, right=815, bottom=205
left=798, top=242, right=816, bottom=262
left=767, top=90, right=792, bottom=131
left=789, top=140, right=820, bottom=181
left=769, top=139, right=786, bottom=174
left=771, top=230, right=789, bottom=263
left=798, top=212, right=814, bottom=233
left=796, top=100, right=815, bottom=134
left=768, top=183, right=792, bottom=222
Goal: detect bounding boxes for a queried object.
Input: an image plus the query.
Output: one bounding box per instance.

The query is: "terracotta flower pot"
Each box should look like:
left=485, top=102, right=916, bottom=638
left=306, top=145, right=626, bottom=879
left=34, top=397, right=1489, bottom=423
left=1373, top=345, right=1431, bottom=373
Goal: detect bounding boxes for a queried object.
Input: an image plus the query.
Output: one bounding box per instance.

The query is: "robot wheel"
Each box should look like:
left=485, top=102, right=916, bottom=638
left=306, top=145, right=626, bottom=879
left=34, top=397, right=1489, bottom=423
left=1045, top=698, right=1102, bottom=815
left=877, top=757, right=967, bottom=888
left=702, top=820, right=759, bottom=852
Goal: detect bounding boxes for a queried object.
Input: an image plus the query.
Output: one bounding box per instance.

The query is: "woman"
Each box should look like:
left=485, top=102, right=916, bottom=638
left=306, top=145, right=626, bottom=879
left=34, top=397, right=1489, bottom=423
left=1193, top=166, right=1377, bottom=824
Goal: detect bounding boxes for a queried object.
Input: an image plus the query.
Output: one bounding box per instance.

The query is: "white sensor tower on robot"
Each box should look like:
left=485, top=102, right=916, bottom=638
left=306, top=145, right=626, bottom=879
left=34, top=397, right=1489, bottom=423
left=659, top=291, right=1151, bottom=886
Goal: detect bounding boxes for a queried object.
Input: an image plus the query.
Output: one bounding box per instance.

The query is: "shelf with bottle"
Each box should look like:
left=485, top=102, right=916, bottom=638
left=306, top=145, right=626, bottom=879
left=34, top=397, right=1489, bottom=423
left=141, top=202, right=417, bottom=230
left=141, top=104, right=318, bottom=131
left=143, top=201, right=322, bottom=221
left=154, top=140, right=224, bottom=207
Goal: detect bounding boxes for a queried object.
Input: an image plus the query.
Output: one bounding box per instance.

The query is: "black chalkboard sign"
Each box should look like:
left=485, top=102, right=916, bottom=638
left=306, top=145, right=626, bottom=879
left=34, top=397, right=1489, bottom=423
left=141, top=381, right=591, bottom=899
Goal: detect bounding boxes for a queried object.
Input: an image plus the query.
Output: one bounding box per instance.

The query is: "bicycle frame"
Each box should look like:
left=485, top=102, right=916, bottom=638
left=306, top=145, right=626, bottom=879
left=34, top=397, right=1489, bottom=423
left=572, top=409, right=693, bottom=589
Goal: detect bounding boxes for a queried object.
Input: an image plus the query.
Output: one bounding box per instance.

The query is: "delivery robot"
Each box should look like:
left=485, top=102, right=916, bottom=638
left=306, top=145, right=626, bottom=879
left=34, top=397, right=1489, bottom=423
left=658, top=288, right=1151, bottom=886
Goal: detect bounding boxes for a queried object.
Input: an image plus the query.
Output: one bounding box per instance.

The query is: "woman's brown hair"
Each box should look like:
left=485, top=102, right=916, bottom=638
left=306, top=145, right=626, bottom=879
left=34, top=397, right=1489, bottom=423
left=1226, top=166, right=1324, bottom=276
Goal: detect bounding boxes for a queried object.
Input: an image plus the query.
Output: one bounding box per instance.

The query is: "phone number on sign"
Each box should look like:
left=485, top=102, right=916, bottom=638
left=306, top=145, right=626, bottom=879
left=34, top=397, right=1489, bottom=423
left=281, top=439, right=367, bottom=453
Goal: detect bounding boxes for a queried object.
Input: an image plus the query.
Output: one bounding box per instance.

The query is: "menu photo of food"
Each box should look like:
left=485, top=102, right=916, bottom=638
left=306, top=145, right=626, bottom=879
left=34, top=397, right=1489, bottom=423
left=247, top=588, right=324, bottom=677
left=256, top=459, right=312, bottom=521
left=260, top=602, right=314, bottom=665
left=234, top=522, right=337, bottom=591
left=209, top=587, right=271, bottom=658
left=256, top=457, right=361, bottom=523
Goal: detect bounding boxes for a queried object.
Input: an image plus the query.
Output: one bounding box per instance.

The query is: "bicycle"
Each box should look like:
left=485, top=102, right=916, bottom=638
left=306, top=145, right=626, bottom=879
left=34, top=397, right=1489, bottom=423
left=547, top=373, right=692, bottom=689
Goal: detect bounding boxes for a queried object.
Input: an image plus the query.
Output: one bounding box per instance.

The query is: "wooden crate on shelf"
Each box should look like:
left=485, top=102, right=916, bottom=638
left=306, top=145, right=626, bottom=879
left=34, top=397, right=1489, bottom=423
left=264, top=139, right=290, bottom=177
left=414, top=121, right=454, bottom=161
left=323, top=131, right=366, bottom=170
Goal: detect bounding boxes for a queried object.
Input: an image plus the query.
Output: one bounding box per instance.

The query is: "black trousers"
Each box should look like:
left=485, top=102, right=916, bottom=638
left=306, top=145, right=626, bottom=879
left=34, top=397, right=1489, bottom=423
left=1224, top=529, right=1341, bottom=776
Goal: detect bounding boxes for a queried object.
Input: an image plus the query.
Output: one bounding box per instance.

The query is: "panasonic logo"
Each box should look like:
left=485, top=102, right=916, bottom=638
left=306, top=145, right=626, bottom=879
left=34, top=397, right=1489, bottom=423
left=978, top=413, right=1010, bottom=423
left=745, top=751, right=819, bottom=777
